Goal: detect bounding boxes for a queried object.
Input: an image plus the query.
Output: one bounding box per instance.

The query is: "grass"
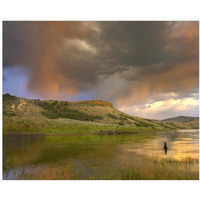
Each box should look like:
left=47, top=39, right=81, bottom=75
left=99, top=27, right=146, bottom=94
left=4, top=156, right=199, bottom=180
left=101, top=157, right=199, bottom=180
left=3, top=116, right=169, bottom=135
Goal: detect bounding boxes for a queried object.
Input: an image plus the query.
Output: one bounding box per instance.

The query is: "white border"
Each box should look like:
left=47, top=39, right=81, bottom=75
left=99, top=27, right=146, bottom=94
left=0, top=1, right=200, bottom=200
left=0, top=0, right=200, bottom=21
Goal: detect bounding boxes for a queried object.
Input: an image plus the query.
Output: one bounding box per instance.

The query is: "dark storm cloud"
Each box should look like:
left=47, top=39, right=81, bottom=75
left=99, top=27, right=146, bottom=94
left=96, top=22, right=169, bottom=66
left=3, top=21, right=199, bottom=105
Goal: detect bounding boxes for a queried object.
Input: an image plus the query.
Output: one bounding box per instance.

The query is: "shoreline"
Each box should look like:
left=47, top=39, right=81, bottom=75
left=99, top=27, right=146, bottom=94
left=3, top=129, right=197, bottom=136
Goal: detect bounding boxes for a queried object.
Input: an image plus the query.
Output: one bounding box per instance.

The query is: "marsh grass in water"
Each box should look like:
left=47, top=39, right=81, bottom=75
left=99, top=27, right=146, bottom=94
left=4, top=156, right=198, bottom=180
left=108, top=157, right=199, bottom=180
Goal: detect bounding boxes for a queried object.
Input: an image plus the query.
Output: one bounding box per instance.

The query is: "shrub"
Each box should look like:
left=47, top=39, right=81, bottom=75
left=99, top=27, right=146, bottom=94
left=37, top=100, right=103, bottom=122
left=108, top=113, right=118, bottom=119
left=3, top=111, right=16, bottom=117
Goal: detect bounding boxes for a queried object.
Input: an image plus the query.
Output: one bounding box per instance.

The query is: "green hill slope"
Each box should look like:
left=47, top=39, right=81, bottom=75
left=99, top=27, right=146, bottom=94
left=3, top=94, right=199, bottom=134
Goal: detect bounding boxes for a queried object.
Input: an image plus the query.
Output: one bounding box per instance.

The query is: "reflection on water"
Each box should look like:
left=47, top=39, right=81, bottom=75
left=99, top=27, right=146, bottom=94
left=3, top=130, right=199, bottom=179
left=119, top=130, right=199, bottom=160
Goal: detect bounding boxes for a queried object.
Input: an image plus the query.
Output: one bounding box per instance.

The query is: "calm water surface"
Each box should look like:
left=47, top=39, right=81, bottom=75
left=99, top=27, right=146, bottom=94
left=3, top=130, right=199, bottom=179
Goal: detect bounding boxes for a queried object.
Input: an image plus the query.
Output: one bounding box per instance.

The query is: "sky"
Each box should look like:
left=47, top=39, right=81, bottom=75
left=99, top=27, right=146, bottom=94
left=3, top=21, right=199, bottom=120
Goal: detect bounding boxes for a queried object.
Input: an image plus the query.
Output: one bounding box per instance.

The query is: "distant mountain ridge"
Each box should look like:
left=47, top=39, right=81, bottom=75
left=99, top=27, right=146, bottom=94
left=162, top=116, right=199, bottom=123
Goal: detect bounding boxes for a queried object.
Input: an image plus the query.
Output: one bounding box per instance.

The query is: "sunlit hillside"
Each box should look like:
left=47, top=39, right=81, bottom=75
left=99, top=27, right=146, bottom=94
left=3, top=94, right=199, bottom=134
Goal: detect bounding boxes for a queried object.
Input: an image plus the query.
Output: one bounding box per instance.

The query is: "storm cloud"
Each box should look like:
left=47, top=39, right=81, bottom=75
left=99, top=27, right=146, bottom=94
left=3, top=21, right=199, bottom=119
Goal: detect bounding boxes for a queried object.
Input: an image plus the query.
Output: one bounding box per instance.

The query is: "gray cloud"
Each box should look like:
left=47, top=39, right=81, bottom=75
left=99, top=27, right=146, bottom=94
left=3, top=21, right=199, bottom=108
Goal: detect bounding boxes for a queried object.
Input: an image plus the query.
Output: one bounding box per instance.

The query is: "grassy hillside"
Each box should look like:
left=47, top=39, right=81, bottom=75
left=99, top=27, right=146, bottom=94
left=3, top=94, right=199, bottom=134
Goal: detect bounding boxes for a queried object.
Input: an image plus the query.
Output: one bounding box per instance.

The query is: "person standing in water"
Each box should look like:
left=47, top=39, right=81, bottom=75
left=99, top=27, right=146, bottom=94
left=163, top=142, right=168, bottom=155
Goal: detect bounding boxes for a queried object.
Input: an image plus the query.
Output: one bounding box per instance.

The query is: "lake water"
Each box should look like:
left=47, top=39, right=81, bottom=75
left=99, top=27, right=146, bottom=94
left=3, top=130, right=199, bottom=180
